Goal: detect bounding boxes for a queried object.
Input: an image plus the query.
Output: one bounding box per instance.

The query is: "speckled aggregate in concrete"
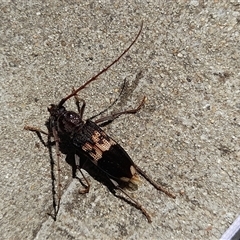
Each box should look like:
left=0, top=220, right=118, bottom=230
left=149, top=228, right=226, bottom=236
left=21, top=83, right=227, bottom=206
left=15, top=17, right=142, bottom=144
left=0, top=1, right=240, bottom=239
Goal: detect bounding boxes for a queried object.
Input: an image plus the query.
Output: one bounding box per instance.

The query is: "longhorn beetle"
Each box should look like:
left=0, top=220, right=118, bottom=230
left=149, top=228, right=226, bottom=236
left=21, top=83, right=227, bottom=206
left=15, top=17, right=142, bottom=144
left=25, top=22, right=175, bottom=223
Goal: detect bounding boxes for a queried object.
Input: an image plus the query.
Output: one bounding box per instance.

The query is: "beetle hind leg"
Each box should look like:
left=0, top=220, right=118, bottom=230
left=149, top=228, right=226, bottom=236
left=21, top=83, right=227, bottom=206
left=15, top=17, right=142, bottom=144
left=115, top=186, right=152, bottom=223
left=134, top=164, right=176, bottom=199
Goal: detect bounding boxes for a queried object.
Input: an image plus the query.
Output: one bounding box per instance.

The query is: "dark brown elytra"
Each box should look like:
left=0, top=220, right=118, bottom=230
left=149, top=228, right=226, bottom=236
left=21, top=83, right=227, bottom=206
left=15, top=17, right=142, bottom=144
left=25, top=22, right=175, bottom=223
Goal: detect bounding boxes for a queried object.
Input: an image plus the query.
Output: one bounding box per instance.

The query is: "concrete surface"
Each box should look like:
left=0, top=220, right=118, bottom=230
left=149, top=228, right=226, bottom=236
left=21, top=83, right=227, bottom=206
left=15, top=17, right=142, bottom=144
left=1, top=1, right=240, bottom=239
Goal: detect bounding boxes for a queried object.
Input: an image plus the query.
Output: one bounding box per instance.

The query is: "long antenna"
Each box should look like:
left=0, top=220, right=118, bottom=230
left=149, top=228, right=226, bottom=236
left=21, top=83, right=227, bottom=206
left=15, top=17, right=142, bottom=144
left=58, top=22, right=143, bottom=107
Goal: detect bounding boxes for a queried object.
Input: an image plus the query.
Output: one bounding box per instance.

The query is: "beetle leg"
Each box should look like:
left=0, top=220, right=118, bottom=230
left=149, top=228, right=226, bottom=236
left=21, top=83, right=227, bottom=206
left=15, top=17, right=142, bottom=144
left=90, top=79, right=127, bottom=120
left=95, top=96, right=146, bottom=126
left=74, top=154, right=90, bottom=194
left=50, top=125, right=62, bottom=218
left=134, top=164, right=176, bottom=199
left=77, top=168, right=90, bottom=194
left=24, top=125, right=48, bottom=135
left=72, top=88, right=86, bottom=118
left=116, top=186, right=152, bottom=223
left=24, top=126, right=49, bottom=147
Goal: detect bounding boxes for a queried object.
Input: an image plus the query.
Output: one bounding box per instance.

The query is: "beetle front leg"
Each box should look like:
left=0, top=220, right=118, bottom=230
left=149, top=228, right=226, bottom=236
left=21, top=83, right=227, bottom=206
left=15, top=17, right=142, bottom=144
left=24, top=125, right=62, bottom=220
left=24, top=126, right=49, bottom=147
left=72, top=88, right=86, bottom=119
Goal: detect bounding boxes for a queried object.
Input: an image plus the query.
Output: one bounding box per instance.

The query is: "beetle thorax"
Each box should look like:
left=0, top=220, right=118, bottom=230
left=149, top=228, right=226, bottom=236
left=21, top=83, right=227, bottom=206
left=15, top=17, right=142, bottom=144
left=58, top=110, right=84, bottom=134
left=48, top=104, right=84, bottom=134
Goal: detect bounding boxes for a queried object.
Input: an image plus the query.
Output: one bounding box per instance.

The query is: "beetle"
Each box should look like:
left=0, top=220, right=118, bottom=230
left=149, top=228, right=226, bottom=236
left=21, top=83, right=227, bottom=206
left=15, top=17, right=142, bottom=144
left=25, top=22, right=175, bottom=223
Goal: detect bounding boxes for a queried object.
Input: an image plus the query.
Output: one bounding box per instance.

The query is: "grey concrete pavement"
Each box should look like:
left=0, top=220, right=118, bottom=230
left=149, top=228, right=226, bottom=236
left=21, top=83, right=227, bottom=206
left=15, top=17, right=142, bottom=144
left=0, top=1, right=239, bottom=239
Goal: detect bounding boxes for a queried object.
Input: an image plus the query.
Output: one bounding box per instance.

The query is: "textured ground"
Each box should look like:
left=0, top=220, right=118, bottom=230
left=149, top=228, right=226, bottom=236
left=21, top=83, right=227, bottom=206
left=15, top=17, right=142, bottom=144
left=0, top=1, right=239, bottom=239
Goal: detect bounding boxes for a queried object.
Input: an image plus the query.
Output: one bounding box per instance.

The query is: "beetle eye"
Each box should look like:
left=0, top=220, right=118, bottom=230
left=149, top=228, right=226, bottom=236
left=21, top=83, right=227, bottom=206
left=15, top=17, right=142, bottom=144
left=67, top=112, right=76, bottom=119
